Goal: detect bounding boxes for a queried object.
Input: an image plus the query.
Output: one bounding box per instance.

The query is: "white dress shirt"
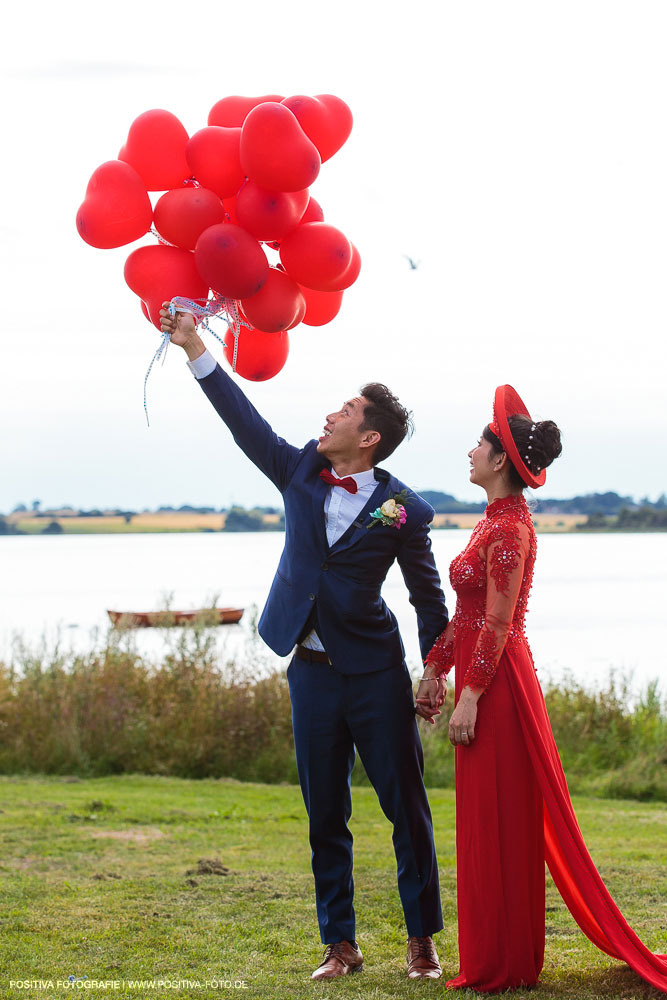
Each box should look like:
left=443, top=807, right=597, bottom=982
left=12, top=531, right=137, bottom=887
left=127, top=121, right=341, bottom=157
left=187, top=348, right=217, bottom=380
left=300, top=466, right=377, bottom=650
left=187, top=351, right=378, bottom=652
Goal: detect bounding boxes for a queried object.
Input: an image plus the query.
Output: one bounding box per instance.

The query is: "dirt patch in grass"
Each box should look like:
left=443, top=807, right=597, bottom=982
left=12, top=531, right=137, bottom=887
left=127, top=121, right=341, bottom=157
left=90, top=827, right=165, bottom=843
left=185, top=858, right=230, bottom=876
left=11, top=856, right=41, bottom=871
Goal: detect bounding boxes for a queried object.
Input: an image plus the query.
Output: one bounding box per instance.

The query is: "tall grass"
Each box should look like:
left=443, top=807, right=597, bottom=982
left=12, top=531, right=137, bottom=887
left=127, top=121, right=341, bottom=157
left=542, top=671, right=667, bottom=800
left=0, top=623, right=296, bottom=784
left=1, top=627, right=665, bottom=800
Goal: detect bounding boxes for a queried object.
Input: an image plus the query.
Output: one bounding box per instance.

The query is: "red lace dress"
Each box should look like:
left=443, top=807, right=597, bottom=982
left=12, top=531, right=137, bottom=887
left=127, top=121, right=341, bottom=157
left=427, top=494, right=667, bottom=993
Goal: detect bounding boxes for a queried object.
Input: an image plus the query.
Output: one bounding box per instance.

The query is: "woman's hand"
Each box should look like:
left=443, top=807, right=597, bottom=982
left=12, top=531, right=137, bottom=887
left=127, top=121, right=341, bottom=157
left=415, top=673, right=447, bottom=725
left=448, top=686, right=482, bottom=746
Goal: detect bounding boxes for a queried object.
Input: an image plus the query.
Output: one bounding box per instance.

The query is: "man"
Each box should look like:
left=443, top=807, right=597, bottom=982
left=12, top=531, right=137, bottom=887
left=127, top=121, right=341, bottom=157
left=160, top=304, right=449, bottom=981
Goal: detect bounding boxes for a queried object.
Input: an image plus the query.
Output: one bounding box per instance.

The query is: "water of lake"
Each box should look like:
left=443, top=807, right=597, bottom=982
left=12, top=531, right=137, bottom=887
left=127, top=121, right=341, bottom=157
left=1, top=531, right=665, bottom=697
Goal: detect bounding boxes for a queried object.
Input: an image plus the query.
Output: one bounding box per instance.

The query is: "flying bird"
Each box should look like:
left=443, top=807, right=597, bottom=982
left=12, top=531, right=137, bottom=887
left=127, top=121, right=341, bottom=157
left=403, top=255, right=421, bottom=270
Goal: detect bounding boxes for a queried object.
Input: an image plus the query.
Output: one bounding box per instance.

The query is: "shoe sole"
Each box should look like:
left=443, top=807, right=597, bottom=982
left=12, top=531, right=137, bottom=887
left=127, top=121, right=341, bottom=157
left=312, top=964, right=363, bottom=981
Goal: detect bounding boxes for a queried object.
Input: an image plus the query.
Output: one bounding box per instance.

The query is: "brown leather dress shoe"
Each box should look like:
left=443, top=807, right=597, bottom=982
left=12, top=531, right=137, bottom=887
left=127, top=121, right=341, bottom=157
left=311, top=940, right=363, bottom=980
left=406, top=936, right=442, bottom=979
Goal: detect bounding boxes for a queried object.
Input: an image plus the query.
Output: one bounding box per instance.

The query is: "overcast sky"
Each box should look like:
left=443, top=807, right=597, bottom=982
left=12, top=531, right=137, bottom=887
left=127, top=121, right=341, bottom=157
left=2, top=0, right=666, bottom=511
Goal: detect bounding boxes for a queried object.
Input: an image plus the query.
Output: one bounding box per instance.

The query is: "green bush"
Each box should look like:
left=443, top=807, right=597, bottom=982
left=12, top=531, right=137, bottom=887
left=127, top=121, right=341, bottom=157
left=1, top=632, right=664, bottom=801
left=543, top=672, right=667, bottom=800
left=0, top=625, right=296, bottom=784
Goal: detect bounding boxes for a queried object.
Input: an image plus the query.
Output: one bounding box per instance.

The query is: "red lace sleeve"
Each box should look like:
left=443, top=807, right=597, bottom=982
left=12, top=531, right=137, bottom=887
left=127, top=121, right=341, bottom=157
left=463, top=520, right=530, bottom=691
left=425, top=619, right=456, bottom=676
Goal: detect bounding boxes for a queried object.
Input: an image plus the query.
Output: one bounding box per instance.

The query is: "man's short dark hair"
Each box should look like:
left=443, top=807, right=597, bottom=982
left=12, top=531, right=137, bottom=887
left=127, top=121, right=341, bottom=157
left=359, top=383, right=414, bottom=464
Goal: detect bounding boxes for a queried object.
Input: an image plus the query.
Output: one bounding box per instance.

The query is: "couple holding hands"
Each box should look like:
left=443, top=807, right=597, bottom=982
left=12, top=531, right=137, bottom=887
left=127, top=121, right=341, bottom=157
left=161, top=305, right=667, bottom=994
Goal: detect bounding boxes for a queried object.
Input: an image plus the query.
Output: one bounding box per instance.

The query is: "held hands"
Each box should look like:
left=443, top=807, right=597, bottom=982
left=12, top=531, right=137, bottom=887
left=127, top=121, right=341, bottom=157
left=415, top=674, right=447, bottom=725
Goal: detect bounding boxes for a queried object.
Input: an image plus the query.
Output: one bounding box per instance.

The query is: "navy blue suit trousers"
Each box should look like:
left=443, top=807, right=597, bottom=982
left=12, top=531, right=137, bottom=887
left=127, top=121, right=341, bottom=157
left=288, top=653, right=443, bottom=942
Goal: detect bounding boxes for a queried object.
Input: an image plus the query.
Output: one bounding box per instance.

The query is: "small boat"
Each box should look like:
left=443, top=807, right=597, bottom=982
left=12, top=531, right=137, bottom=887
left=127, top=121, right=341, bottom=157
left=107, top=607, right=244, bottom=628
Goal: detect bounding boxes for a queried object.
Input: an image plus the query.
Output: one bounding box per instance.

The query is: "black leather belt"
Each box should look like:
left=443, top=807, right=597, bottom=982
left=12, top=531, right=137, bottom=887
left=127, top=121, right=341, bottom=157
left=295, top=644, right=331, bottom=664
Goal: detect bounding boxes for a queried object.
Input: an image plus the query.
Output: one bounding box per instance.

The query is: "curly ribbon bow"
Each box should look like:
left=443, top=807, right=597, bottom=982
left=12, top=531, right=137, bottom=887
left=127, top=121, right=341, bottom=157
left=143, top=294, right=252, bottom=426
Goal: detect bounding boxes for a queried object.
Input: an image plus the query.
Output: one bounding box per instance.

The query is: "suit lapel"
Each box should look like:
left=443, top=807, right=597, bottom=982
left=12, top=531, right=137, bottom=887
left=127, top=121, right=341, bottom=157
left=311, top=468, right=329, bottom=553
left=328, top=470, right=392, bottom=556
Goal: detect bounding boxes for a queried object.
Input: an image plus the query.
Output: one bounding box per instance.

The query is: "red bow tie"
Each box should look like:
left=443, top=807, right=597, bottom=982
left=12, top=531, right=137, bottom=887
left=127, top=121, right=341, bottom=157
left=320, top=468, right=358, bottom=494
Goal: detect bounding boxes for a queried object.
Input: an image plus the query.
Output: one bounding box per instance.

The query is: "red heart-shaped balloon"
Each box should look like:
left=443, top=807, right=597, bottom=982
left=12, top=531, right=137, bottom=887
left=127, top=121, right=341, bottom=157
left=186, top=127, right=245, bottom=199
left=76, top=160, right=152, bottom=249
left=236, top=182, right=309, bottom=242
left=195, top=223, right=269, bottom=299
left=241, top=268, right=304, bottom=332
left=223, top=327, right=289, bottom=381
left=154, top=187, right=226, bottom=251
left=124, top=245, right=209, bottom=329
left=280, top=222, right=351, bottom=291
left=299, top=286, right=344, bottom=326
left=119, top=109, right=190, bottom=191
left=208, top=95, right=285, bottom=127
left=324, top=243, right=361, bottom=292
left=240, top=103, right=320, bottom=193
left=281, top=95, right=353, bottom=163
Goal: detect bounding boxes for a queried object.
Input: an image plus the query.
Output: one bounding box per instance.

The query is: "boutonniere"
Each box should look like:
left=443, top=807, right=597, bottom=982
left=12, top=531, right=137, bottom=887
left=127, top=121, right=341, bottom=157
left=367, top=490, right=410, bottom=530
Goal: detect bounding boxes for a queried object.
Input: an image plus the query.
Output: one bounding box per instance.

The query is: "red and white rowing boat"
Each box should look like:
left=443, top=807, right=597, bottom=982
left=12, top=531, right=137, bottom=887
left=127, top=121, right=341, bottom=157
left=107, top=607, right=244, bottom=628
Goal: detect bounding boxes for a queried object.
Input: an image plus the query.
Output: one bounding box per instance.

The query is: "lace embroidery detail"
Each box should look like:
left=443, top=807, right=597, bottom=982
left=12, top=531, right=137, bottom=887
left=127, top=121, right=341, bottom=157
left=430, top=493, right=537, bottom=692
left=485, top=494, right=526, bottom=519
left=465, top=625, right=498, bottom=689
left=488, top=521, right=522, bottom=596
left=425, top=628, right=455, bottom=675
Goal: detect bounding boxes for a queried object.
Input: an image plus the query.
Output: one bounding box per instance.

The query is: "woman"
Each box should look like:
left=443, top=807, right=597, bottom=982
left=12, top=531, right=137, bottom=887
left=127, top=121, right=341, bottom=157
left=418, top=385, right=667, bottom=993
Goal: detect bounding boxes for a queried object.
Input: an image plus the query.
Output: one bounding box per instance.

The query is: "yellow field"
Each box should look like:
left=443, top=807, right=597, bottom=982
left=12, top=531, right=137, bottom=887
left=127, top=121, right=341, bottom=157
left=11, top=510, right=586, bottom=534
left=131, top=512, right=225, bottom=530
left=11, top=512, right=226, bottom=534
left=432, top=512, right=586, bottom=532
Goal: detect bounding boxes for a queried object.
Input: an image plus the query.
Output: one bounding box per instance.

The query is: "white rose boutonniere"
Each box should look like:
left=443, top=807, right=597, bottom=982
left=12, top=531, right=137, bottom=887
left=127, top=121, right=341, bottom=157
left=368, top=490, right=410, bottom=530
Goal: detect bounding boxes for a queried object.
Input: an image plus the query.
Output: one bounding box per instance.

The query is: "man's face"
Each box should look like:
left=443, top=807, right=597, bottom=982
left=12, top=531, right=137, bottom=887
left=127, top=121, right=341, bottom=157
left=317, top=395, right=371, bottom=460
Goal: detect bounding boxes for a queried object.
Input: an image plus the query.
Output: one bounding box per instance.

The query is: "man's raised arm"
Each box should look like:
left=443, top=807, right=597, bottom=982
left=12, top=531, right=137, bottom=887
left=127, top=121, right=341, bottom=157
left=160, top=304, right=302, bottom=492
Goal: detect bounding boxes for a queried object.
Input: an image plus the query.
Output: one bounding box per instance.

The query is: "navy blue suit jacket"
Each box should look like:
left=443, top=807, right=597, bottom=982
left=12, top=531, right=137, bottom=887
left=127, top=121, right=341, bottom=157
left=197, top=364, right=448, bottom=674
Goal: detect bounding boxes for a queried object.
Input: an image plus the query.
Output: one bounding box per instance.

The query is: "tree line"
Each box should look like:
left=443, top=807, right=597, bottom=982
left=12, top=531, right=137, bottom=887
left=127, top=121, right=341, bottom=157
left=577, top=507, right=667, bottom=531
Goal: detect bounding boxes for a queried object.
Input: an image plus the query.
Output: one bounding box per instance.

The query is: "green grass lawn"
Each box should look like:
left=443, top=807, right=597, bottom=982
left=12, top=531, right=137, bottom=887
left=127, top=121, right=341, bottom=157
left=0, top=776, right=665, bottom=999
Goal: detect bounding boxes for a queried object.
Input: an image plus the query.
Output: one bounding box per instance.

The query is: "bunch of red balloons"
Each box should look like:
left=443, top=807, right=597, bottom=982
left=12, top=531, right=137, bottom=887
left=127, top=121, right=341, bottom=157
left=76, top=95, right=359, bottom=380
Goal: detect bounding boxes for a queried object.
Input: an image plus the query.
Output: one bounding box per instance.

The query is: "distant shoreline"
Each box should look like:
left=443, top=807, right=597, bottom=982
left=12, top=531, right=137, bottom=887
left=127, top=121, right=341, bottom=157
left=3, top=511, right=664, bottom=535
left=5, top=489, right=665, bottom=536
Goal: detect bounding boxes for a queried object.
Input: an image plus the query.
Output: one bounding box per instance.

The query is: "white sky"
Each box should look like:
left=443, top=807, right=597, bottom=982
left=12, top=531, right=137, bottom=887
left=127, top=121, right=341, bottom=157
left=2, top=0, right=666, bottom=511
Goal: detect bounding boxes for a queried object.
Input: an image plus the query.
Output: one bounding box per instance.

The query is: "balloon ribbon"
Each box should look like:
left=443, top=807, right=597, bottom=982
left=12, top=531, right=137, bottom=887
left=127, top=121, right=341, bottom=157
left=143, top=294, right=252, bottom=426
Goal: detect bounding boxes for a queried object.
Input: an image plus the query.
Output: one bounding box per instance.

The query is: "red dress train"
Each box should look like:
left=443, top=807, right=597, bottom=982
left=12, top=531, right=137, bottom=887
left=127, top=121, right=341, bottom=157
left=426, top=494, right=667, bottom=993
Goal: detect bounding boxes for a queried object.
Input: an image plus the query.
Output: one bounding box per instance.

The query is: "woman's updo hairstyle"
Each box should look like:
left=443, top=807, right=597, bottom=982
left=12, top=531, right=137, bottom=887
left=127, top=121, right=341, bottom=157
left=483, top=415, right=562, bottom=490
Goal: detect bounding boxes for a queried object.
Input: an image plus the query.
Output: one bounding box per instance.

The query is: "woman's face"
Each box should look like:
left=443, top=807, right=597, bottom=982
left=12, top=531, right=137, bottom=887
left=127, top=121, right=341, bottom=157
left=468, top=433, right=499, bottom=487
